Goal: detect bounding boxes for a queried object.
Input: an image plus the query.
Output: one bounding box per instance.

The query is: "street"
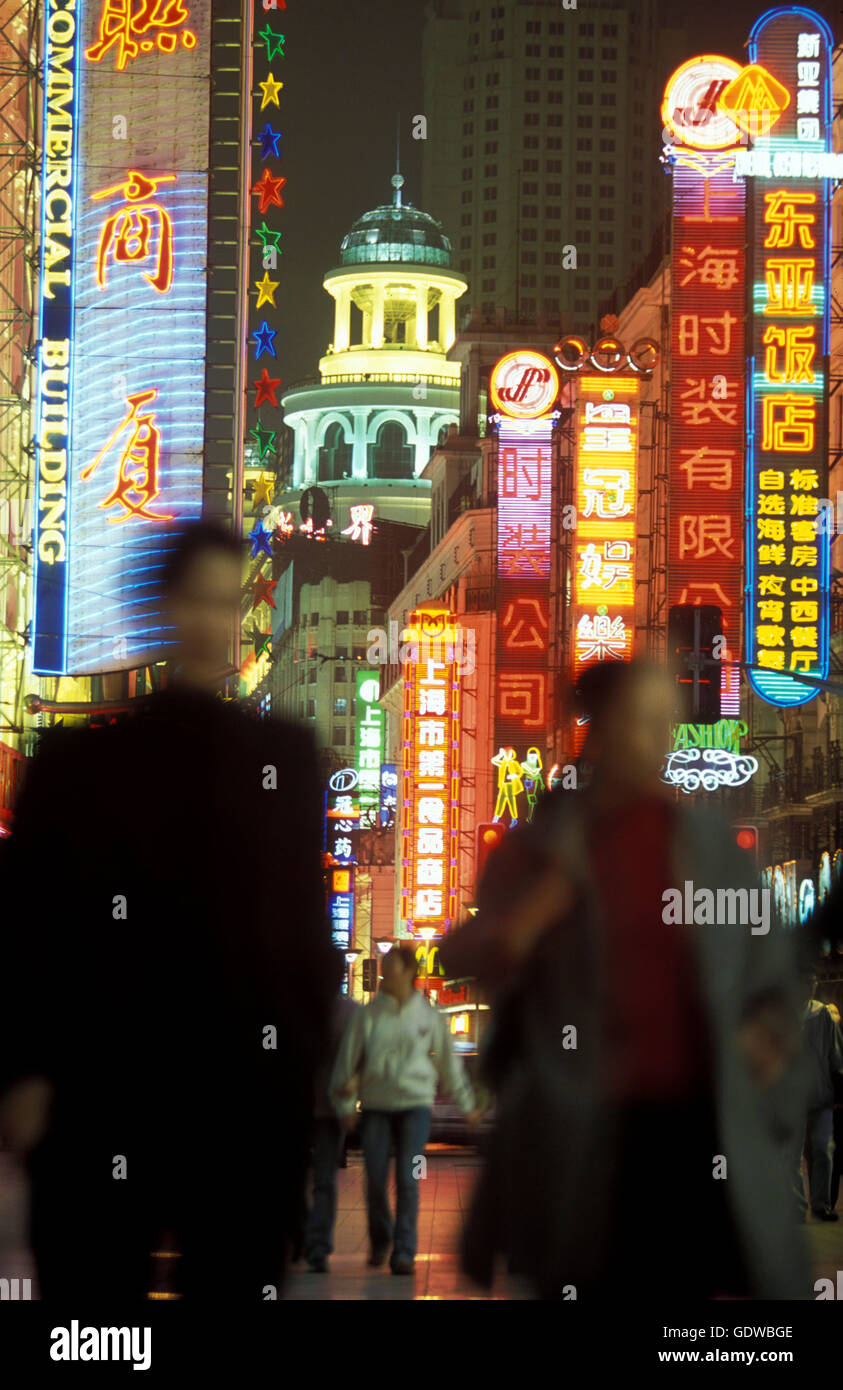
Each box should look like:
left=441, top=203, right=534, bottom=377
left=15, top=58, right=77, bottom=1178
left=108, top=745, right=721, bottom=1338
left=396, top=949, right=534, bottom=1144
left=2, top=1144, right=843, bottom=1302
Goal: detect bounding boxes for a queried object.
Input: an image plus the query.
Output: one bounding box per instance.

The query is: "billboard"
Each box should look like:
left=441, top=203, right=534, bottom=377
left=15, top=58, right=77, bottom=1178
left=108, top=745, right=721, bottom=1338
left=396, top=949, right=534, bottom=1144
left=739, top=7, right=833, bottom=706
left=663, top=56, right=746, bottom=719
left=400, top=607, right=461, bottom=936
left=489, top=351, right=558, bottom=793
left=33, top=0, right=211, bottom=674
left=354, top=669, right=384, bottom=815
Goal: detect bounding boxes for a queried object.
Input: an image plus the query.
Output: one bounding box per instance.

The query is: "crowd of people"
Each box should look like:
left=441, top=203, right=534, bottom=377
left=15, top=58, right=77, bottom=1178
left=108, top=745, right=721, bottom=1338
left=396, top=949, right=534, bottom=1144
left=0, top=522, right=841, bottom=1300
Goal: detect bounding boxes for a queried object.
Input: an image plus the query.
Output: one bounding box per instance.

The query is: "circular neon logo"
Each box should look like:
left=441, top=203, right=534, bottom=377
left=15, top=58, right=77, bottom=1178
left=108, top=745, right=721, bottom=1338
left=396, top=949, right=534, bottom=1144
left=489, top=350, right=560, bottom=419
left=662, top=56, right=743, bottom=151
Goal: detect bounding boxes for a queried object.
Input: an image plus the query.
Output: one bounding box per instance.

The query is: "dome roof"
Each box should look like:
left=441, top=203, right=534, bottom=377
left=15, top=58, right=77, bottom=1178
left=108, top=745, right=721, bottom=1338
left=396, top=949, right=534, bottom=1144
left=340, top=175, right=453, bottom=269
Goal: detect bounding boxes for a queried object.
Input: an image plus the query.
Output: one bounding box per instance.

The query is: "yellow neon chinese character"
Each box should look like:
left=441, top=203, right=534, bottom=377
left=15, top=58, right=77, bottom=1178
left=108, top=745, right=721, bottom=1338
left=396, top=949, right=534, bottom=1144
left=763, top=190, right=817, bottom=250
left=758, top=650, right=786, bottom=669
left=758, top=575, right=786, bottom=597
left=761, top=395, right=815, bottom=452
left=762, top=325, right=816, bottom=383
left=764, top=259, right=816, bottom=315
left=81, top=388, right=174, bottom=523
left=759, top=470, right=785, bottom=490
left=757, top=626, right=785, bottom=647
left=92, top=170, right=176, bottom=294
left=86, top=0, right=197, bottom=72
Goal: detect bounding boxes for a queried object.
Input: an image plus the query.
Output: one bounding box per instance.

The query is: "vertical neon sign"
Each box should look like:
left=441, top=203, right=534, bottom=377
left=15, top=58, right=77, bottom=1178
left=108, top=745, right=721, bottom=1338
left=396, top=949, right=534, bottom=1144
left=489, top=351, right=558, bottom=798
left=572, top=375, right=639, bottom=695
left=400, top=608, right=460, bottom=936
left=741, top=7, right=832, bottom=706
left=662, top=57, right=746, bottom=719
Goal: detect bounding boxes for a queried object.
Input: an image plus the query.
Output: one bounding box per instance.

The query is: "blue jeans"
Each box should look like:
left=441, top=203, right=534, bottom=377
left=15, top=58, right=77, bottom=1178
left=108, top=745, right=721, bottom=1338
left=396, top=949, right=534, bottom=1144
left=360, top=1108, right=432, bottom=1265
left=305, top=1117, right=344, bottom=1260
left=791, top=1106, right=835, bottom=1214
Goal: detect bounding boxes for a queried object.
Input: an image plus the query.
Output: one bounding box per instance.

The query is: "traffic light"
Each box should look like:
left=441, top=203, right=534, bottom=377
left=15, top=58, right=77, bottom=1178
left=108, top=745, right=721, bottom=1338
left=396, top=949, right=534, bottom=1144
left=361, top=958, right=378, bottom=993
left=667, top=604, right=722, bottom=724
left=476, top=821, right=507, bottom=885
left=733, top=824, right=759, bottom=862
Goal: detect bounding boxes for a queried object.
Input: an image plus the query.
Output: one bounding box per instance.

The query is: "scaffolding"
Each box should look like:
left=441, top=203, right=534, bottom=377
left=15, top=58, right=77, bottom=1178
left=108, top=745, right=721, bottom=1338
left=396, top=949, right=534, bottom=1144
left=0, top=0, right=38, bottom=748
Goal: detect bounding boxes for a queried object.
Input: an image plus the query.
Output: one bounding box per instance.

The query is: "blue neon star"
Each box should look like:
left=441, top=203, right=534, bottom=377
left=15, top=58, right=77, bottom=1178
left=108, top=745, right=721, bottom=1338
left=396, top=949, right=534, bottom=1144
left=249, top=520, right=274, bottom=559
left=258, top=122, right=282, bottom=159
left=253, top=320, right=277, bottom=359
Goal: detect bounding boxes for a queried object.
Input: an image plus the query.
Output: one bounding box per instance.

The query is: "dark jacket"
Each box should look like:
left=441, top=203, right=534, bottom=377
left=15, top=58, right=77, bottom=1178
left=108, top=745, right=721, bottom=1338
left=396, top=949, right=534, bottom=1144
left=441, top=787, right=810, bottom=1300
left=0, top=686, right=336, bottom=1176
left=801, top=1001, right=843, bottom=1109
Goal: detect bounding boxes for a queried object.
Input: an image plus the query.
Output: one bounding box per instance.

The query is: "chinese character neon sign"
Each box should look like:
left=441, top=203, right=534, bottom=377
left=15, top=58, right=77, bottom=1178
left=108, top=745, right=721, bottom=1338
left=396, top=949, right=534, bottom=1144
left=400, top=608, right=461, bottom=935
left=664, top=57, right=745, bottom=718
left=741, top=6, right=832, bottom=706
left=92, top=170, right=176, bottom=294
left=85, top=0, right=198, bottom=71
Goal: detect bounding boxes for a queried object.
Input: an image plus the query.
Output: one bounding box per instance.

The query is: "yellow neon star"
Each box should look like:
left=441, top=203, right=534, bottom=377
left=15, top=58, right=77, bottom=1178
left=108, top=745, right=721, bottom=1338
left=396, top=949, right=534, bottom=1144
left=254, top=271, right=279, bottom=308
left=252, top=473, right=275, bottom=507
left=259, top=71, right=283, bottom=108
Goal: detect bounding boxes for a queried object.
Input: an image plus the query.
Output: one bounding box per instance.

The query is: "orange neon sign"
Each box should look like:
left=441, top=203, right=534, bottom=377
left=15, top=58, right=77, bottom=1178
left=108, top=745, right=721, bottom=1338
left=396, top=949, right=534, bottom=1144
left=92, top=171, right=176, bottom=294
left=86, top=0, right=198, bottom=71
left=81, top=388, right=175, bottom=523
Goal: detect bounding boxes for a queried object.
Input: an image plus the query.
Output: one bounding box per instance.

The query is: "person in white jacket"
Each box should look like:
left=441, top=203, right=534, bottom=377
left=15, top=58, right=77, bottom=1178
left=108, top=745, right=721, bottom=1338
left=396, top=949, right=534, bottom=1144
left=329, top=945, right=480, bottom=1275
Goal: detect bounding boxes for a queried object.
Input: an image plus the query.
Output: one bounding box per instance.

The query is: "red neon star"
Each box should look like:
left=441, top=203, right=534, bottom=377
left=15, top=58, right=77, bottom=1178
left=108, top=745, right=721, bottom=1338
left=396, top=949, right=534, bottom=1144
left=251, top=169, right=286, bottom=214
left=251, top=572, right=277, bottom=611
left=253, top=367, right=282, bottom=408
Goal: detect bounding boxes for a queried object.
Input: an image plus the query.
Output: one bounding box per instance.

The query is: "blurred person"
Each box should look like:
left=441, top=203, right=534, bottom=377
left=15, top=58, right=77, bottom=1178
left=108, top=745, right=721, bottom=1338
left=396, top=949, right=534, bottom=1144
left=329, top=945, right=481, bottom=1275
left=441, top=659, right=809, bottom=1301
left=304, top=974, right=360, bottom=1273
left=827, top=1003, right=843, bottom=1211
left=789, top=974, right=843, bottom=1222
left=0, top=521, right=336, bottom=1300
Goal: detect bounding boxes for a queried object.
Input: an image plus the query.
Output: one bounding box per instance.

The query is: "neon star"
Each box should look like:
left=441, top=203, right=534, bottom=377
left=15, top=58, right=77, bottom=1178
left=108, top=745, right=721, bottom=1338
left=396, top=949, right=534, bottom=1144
left=251, top=626, right=272, bottom=659
left=257, top=24, right=286, bottom=62
left=248, top=520, right=273, bottom=560
left=254, top=271, right=279, bottom=307
left=259, top=72, right=283, bottom=108
left=253, top=368, right=282, bottom=408
left=251, top=472, right=275, bottom=506
left=253, top=321, right=277, bottom=359
left=258, top=122, right=283, bottom=159
left=250, top=421, right=277, bottom=459
left=252, top=169, right=286, bottom=214
left=254, top=221, right=283, bottom=253
left=252, top=572, right=277, bottom=611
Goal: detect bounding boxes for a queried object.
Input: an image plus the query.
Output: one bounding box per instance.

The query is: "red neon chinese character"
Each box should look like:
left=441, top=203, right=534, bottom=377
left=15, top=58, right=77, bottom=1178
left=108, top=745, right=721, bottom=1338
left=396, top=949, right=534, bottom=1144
left=86, top=1, right=198, bottom=71
left=81, top=388, right=174, bottom=523
left=92, top=170, right=176, bottom=294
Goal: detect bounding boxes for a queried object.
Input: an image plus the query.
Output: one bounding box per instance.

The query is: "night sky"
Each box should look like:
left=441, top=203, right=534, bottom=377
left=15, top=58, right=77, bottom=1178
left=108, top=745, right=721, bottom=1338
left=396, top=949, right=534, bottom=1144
left=278, top=0, right=839, bottom=387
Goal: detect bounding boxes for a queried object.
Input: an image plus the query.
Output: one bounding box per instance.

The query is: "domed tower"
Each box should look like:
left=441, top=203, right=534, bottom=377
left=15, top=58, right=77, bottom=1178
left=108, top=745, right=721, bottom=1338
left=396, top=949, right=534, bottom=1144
left=282, top=171, right=467, bottom=526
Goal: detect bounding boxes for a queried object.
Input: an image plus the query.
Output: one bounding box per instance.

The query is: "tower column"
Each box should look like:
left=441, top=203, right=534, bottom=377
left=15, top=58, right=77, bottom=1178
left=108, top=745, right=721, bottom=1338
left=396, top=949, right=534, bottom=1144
left=352, top=409, right=368, bottom=479
left=440, top=291, right=456, bottom=350
left=370, top=283, right=385, bottom=348
left=333, top=285, right=351, bottom=351
left=415, top=285, right=428, bottom=349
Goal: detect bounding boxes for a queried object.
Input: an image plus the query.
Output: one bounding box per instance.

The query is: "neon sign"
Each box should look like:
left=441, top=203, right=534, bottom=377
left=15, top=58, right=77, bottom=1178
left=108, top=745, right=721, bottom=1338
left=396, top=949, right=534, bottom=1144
left=355, top=671, right=384, bottom=814
left=740, top=7, right=832, bottom=706
left=490, top=350, right=558, bottom=783
left=400, top=608, right=461, bottom=935
left=33, top=0, right=211, bottom=675
left=663, top=57, right=745, bottom=719
left=572, top=375, right=639, bottom=740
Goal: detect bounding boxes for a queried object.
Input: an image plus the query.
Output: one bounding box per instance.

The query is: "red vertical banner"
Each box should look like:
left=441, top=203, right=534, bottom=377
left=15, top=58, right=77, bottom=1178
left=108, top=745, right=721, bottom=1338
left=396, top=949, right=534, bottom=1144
left=669, top=166, right=746, bottom=714
left=488, top=351, right=559, bottom=820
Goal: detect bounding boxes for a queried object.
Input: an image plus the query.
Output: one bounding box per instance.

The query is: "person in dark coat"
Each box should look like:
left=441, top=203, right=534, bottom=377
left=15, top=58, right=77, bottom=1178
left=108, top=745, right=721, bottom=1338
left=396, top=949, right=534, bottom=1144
left=0, top=522, right=336, bottom=1301
left=304, top=984, right=360, bottom=1273
left=789, top=974, right=843, bottom=1221
left=441, top=660, right=809, bottom=1301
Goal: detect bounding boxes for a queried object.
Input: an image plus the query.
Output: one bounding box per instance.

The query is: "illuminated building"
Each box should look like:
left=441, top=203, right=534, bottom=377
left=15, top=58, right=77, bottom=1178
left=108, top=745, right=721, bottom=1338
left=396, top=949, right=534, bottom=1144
left=422, top=0, right=687, bottom=332
left=0, top=0, right=38, bottom=830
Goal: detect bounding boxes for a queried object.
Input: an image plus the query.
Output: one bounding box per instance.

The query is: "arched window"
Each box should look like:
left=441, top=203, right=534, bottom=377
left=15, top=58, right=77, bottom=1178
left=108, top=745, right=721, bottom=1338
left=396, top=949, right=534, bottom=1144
left=368, top=421, right=413, bottom=479
left=318, top=422, right=352, bottom=482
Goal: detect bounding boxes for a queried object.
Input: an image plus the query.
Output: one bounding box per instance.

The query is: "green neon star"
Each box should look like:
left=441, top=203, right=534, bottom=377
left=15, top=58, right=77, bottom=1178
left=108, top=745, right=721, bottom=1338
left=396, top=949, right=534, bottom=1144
left=251, top=625, right=272, bottom=659
left=250, top=421, right=277, bottom=459
left=257, top=24, right=286, bottom=63
left=254, top=220, right=283, bottom=253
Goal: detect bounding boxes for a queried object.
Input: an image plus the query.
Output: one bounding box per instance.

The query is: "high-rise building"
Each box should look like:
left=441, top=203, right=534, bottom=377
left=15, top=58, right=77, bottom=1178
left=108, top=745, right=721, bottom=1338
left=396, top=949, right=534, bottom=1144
left=422, top=0, right=686, bottom=334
